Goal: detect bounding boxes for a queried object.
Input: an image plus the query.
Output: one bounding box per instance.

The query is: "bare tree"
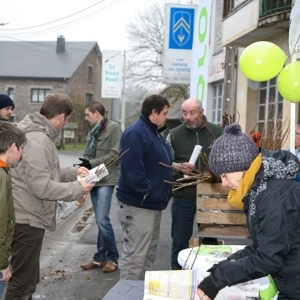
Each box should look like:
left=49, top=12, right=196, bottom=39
left=125, top=0, right=198, bottom=101
left=125, top=1, right=165, bottom=88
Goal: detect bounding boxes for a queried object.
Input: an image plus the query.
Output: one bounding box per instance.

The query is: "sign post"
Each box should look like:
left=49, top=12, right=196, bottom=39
left=121, top=51, right=126, bottom=131
left=189, top=0, right=212, bottom=110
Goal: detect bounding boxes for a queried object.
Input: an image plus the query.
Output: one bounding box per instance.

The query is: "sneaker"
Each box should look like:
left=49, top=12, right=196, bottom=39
left=80, top=260, right=107, bottom=270
left=102, top=261, right=118, bottom=273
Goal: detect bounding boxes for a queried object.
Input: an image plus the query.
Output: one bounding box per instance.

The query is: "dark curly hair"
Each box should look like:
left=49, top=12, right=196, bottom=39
left=141, top=95, right=170, bottom=117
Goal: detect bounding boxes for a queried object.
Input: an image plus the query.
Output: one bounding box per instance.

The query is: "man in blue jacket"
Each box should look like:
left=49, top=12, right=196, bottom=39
left=116, top=94, right=173, bottom=280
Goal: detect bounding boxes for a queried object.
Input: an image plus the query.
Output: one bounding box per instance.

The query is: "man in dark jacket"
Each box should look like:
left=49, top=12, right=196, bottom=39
left=0, top=94, right=14, bottom=121
left=168, top=98, right=223, bottom=270
left=116, top=94, right=173, bottom=280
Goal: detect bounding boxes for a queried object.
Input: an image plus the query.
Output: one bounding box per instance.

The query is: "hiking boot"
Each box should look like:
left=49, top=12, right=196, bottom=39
left=102, top=261, right=118, bottom=273
left=80, top=260, right=106, bottom=270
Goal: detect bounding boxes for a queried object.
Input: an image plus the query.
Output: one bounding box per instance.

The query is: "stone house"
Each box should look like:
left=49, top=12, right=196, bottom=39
left=0, top=36, right=114, bottom=141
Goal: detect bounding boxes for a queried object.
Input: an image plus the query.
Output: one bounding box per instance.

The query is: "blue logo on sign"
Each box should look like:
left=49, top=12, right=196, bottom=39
left=169, top=7, right=194, bottom=50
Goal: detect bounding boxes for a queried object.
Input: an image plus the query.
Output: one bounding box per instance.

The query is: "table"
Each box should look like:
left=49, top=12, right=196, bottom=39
left=102, top=280, right=144, bottom=300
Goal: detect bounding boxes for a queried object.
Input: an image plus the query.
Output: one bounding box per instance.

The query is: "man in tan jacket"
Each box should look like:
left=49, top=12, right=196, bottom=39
left=5, top=94, right=95, bottom=300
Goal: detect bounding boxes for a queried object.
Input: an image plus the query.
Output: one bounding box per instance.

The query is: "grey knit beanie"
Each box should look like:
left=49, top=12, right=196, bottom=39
left=209, top=123, right=259, bottom=175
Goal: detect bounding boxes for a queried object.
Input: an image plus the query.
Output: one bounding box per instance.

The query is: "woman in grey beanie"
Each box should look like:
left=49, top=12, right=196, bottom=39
left=197, top=123, right=300, bottom=300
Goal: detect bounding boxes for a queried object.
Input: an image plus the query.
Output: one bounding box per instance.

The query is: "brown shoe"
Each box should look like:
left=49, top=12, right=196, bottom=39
left=102, top=261, right=118, bottom=273
left=80, top=260, right=106, bottom=270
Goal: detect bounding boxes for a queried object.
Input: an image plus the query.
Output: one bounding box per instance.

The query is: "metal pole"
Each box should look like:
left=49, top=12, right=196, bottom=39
left=289, top=42, right=299, bottom=155
left=121, top=50, right=126, bottom=131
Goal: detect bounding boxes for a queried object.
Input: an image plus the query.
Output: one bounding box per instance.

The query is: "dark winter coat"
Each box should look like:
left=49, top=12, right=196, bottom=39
left=116, top=114, right=173, bottom=211
left=199, top=149, right=300, bottom=299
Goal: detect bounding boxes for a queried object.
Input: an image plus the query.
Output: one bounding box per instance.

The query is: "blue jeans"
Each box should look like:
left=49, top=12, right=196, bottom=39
left=171, top=196, right=196, bottom=270
left=90, top=186, right=119, bottom=263
left=0, top=272, right=5, bottom=299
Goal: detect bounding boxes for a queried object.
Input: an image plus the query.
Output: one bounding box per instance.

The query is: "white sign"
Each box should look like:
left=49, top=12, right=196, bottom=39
left=63, top=130, right=75, bottom=139
left=190, top=0, right=212, bottom=111
left=101, top=50, right=122, bottom=98
left=163, top=4, right=196, bottom=85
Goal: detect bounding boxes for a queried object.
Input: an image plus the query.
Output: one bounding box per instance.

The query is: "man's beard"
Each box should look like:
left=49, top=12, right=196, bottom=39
left=186, top=122, right=198, bottom=129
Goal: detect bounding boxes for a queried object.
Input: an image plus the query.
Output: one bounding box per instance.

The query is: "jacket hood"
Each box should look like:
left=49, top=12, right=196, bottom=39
left=261, top=148, right=299, bottom=180
left=18, top=112, right=59, bottom=139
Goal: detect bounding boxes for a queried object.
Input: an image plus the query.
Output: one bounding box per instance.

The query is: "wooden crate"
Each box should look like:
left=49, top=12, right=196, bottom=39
left=196, top=183, right=250, bottom=239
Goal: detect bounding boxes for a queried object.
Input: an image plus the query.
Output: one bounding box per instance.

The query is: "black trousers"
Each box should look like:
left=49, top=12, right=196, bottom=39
left=5, top=223, right=45, bottom=300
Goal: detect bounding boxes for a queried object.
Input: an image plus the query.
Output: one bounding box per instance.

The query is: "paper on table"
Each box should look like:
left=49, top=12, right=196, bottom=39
left=143, top=269, right=255, bottom=300
left=177, top=245, right=264, bottom=299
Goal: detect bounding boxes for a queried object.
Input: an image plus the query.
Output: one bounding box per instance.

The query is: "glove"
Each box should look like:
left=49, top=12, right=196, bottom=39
left=78, top=158, right=92, bottom=170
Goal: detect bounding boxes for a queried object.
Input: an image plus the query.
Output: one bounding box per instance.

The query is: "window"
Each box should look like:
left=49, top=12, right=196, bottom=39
left=7, top=88, right=14, bottom=100
left=31, top=89, right=51, bottom=103
left=88, top=66, right=93, bottom=82
left=257, top=77, right=283, bottom=133
left=223, top=0, right=247, bottom=17
left=212, top=82, right=223, bottom=124
left=86, top=93, right=93, bottom=104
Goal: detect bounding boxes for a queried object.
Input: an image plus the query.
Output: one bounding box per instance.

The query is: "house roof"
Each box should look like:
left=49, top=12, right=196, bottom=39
left=0, top=40, right=101, bottom=79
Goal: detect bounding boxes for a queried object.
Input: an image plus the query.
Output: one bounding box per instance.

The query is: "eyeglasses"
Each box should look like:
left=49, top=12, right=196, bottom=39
left=182, top=110, right=200, bottom=117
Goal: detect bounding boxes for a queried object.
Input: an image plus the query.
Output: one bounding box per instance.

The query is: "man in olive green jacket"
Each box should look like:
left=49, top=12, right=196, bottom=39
left=79, top=101, right=122, bottom=273
left=0, top=122, right=26, bottom=299
left=167, top=98, right=223, bottom=270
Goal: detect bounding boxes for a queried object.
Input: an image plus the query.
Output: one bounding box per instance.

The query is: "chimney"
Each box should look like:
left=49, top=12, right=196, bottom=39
left=56, top=35, right=65, bottom=53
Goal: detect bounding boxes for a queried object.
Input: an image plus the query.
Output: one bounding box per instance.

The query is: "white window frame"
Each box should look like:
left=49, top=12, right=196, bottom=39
left=7, top=87, right=14, bottom=100
left=212, top=82, right=223, bottom=124
left=257, top=77, right=283, bottom=133
left=31, top=88, right=51, bottom=103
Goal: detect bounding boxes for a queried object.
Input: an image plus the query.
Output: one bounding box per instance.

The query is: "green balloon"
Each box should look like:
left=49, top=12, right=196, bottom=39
left=277, top=61, right=300, bottom=102
left=239, top=41, right=286, bottom=82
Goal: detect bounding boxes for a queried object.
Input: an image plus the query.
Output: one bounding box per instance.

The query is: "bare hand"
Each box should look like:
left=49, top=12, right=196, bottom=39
left=0, top=267, right=11, bottom=281
left=197, top=288, right=211, bottom=300
left=77, top=167, right=90, bottom=176
left=75, top=195, right=87, bottom=206
left=178, top=162, right=195, bottom=175
left=80, top=178, right=95, bottom=194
